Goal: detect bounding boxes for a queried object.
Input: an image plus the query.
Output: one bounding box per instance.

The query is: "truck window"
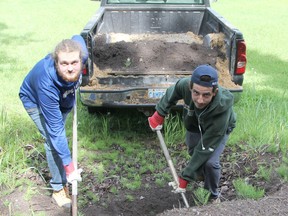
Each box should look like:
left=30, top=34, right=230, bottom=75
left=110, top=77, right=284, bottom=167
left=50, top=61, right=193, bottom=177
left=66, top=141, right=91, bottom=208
left=107, top=0, right=204, bottom=4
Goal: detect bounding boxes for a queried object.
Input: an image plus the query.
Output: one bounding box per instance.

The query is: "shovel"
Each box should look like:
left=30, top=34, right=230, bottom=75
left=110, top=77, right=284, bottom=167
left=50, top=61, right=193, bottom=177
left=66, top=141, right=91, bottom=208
left=156, top=130, right=190, bottom=208
left=72, top=93, right=78, bottom=216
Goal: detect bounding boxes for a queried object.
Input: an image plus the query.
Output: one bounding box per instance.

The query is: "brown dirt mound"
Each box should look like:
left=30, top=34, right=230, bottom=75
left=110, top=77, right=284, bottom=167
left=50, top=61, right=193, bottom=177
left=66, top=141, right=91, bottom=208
left=159, top=185, right=288, bottom=216
left=88, top=32, right=240, bottom=89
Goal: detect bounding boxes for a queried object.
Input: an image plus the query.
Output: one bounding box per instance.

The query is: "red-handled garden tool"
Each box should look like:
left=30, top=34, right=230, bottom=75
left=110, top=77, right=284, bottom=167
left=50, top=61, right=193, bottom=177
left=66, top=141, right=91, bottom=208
left=156, top=130, right=190, bottom=208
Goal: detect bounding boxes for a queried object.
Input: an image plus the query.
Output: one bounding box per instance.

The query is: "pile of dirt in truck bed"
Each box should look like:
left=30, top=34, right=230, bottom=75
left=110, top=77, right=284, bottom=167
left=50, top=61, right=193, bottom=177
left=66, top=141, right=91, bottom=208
left=90, top=32, right=241, bottom=89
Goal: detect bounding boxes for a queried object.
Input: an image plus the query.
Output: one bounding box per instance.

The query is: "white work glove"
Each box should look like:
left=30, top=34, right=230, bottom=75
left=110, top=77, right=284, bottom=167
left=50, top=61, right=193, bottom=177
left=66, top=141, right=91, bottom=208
left=67, top=168, right=83, bottom=184
left=168, top=181, right=186, bottom=193
left=64, top=162, right=83, bottom=183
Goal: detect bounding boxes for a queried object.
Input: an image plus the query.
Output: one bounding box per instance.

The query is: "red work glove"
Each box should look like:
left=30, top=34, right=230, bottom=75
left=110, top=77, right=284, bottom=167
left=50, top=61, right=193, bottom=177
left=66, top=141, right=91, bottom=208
left=148, top=111, right=165, bottom=131
left=64, top=162, right=83, bottom=183
left=178, top=177, right=189, bottom=191
left=168, top=177, right=188, bottom=193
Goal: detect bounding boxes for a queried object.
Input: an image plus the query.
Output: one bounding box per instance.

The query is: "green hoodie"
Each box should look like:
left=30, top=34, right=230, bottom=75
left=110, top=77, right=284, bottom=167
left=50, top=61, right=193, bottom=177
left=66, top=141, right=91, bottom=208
left=156, top=77, right=236, bottom=182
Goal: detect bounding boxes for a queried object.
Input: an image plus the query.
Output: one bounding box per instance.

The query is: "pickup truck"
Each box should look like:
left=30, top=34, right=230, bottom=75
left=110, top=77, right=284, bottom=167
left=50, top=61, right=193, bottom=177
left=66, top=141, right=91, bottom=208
left=80, top=0, right=246, bottom=114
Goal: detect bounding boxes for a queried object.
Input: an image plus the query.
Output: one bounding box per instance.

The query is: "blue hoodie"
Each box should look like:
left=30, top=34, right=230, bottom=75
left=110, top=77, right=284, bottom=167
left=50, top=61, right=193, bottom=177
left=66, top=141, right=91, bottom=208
left=19, top=35, right=88, bottom=166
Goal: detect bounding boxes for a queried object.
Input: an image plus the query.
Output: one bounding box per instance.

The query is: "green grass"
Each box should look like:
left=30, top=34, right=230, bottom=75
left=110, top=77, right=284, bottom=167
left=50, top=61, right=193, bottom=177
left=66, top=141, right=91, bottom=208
left=276, top=157, right=288, bottom=181
left=256, top=165, right=272, bottom=181
left=1, top=0, right=288, bottom=208
left=192, top=187, right=211, bottom=206
left=163, top=113, right=186, bottom=148
left=0, top=0, right=100, bottom=192
left=212, top=0, right=288, bottom=153
left=233, top=178, right=265, bottom=200
left=212, top=0, right=288, bottom=61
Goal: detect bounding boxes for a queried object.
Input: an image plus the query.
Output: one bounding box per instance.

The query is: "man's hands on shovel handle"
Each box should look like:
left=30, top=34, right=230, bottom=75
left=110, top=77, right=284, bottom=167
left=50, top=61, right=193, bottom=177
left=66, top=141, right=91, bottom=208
left=148, top=111, right=164, bottom=131
left=152, top=119, right=190, bottom=208
left=64, top=162, right=83, bottom=184
left=169, top=177, right=189, bottom=193
left=149, top=113, right=189, bottom=193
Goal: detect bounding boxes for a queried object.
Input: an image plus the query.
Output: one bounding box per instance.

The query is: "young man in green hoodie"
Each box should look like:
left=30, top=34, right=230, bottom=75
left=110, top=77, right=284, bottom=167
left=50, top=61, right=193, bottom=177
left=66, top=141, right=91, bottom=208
left=148, top=64, right=236, bottom=201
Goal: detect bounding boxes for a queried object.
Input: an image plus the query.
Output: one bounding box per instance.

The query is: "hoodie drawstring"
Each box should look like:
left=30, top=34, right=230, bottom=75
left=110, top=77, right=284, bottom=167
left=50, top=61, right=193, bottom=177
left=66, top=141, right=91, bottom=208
left=198, top=106, right=209, bottom=151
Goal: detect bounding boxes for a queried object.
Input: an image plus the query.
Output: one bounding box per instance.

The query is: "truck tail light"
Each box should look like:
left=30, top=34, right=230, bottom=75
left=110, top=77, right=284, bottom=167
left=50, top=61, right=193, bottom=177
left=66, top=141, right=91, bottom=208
left=82, top=64, right=87, bottom=75
left=235, top=40, right=247, bottom=75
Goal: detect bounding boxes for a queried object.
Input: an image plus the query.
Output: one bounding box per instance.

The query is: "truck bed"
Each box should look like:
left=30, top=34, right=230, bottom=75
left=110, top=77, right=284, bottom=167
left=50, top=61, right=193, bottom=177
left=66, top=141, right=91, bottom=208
left=80, top=1, right=246, bottom=110
left=80, top=32, right=242, bottom=108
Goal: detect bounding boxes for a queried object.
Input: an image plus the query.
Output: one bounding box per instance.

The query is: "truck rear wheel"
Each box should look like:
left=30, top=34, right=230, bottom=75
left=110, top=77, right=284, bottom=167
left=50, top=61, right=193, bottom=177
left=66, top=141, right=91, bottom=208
left=81, top=76, right=89, bottom=86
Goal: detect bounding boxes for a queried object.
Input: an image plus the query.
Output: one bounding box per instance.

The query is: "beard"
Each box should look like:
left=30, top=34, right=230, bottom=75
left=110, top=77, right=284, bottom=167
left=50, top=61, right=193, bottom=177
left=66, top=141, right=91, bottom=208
left=56, top=64, right=82, bottom=82
left=58, top=71, right=81, bottom=82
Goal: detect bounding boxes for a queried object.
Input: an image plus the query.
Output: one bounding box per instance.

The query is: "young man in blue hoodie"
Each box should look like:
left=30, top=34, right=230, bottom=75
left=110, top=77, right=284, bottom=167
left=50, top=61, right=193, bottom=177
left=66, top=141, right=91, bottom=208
left=148, top=65, right=236, bottom=203
left=19, top=35, right=88, bottom=208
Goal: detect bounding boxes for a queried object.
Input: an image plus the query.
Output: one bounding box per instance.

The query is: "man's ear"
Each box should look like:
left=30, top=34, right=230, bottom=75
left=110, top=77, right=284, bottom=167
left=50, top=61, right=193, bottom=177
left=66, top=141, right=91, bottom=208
left=213, top=88, right=219, bottom=96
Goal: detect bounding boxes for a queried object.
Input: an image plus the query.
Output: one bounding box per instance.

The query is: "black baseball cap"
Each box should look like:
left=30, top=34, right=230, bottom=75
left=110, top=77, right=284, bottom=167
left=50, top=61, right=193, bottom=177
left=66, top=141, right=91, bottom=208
left=191, top=64, right=218, bottom=87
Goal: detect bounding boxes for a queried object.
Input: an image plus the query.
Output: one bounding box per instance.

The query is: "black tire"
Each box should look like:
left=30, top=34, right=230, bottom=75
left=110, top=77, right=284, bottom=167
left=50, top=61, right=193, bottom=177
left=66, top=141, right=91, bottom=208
left=81, top=76, right=89, bottom=86
left=87, top=107, right=110, bottom=114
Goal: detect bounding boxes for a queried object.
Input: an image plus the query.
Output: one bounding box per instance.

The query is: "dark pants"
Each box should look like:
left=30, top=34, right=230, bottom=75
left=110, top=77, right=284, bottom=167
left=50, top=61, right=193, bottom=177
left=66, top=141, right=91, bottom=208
left=185, top=131, right=229, bottom=197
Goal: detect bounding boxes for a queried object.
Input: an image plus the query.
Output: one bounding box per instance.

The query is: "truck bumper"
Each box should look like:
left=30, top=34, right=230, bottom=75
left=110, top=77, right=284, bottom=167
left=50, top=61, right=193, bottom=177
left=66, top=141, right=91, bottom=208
left=79, top=87, right=242, bottom=109
left=80, top=87, right=172, bottom=108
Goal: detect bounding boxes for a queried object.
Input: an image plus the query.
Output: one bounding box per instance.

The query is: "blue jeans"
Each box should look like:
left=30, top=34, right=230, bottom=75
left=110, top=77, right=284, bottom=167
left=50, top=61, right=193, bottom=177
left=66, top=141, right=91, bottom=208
left=185, top=131, right=229, bottom=197
left=26, top=107, right=69, bottom=191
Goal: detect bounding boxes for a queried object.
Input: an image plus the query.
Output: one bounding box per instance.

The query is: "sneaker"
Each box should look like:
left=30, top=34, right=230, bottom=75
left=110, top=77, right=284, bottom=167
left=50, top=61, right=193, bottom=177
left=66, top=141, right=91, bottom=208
left=211, top=196, right=221, bottom=204
left=52, top=186, right=71, bottom=208
left=210, top=194, right=222, bottom=204
left=63, top=186, right=71, bottom=199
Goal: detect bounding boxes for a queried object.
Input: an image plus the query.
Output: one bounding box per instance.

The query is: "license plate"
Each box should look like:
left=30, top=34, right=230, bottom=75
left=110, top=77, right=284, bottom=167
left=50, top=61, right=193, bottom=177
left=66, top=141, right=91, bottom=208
left=148, top=89, right=166, bottom=99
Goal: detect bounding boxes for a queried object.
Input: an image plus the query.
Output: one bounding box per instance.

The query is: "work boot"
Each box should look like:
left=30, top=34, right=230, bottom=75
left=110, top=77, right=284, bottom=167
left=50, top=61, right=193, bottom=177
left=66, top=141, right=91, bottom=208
left=63, top=186, right=71, bottom=199
left=52, top=186, right=71, bottom=208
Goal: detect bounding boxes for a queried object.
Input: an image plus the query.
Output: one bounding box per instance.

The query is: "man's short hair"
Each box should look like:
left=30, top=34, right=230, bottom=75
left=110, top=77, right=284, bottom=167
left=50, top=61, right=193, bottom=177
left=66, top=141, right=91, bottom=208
left=52, top=35, right=87, bottom=64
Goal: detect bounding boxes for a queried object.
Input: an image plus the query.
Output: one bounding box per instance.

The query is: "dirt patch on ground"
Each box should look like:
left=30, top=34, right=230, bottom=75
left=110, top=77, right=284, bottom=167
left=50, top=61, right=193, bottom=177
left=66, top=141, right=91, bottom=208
left=159, top=184, right=288, bottom=216
left=0, top=137, right=286, bottom=216
left=86, top=32, right=240, bottom=90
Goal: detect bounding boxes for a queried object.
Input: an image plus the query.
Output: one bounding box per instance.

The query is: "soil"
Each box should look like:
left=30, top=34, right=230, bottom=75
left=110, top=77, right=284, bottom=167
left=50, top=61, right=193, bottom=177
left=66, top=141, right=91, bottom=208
left=0, top=138, right=287, bottom=216
left=86, top=32, right=241, bottom=90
